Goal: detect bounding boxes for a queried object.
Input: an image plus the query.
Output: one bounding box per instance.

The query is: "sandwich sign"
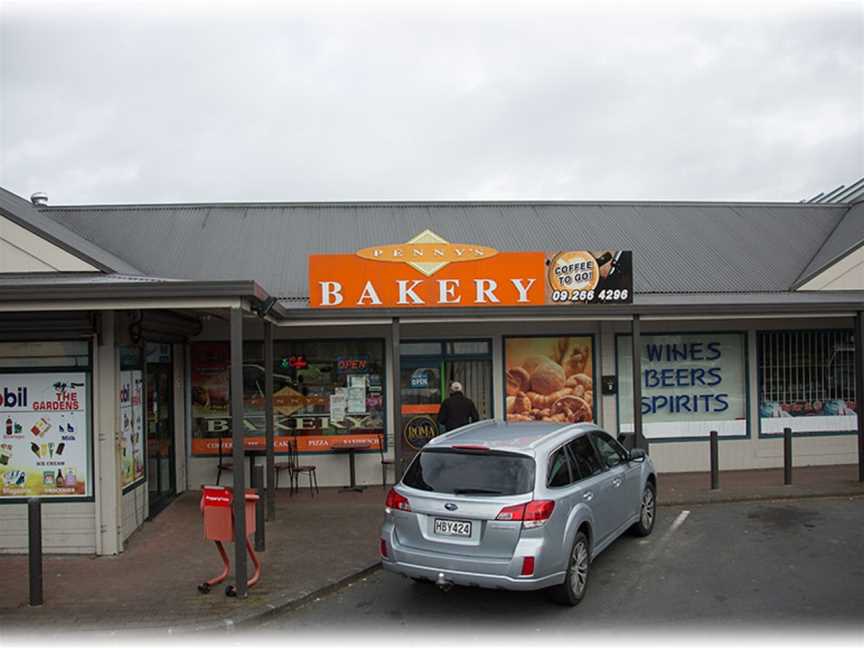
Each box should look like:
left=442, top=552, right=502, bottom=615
left=308, top=230, right=632, bottom=309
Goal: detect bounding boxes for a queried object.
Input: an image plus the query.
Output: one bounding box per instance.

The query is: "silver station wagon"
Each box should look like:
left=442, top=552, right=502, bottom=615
left=380, top=421, right=656, bottom=605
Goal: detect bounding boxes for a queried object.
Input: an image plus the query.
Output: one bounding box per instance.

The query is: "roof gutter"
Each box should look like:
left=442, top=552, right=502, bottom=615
left=0, top=279, right=292, bottom=321
left=273, top=300, right=864, bottom=321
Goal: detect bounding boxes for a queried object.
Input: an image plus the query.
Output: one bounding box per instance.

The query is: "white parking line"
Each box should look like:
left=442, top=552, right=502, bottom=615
left=646, top=509, right=691, bottom=559
left=669, top=509, right=690, bottom=534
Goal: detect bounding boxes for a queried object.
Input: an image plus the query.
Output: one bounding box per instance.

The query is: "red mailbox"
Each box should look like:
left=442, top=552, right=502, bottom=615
left=198, top=486, right=262, bottom=596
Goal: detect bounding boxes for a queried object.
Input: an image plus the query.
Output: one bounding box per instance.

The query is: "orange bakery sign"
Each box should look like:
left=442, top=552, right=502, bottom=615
left=308, top=230, right=633, bottom=308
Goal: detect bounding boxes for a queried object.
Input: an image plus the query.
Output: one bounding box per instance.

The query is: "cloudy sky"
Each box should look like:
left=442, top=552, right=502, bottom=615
left=0, top=0, right=861, bottom=204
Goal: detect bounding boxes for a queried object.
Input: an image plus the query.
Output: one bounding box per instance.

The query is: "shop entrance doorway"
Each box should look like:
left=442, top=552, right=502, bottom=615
left=398, top=339, right=492, bottom=472
left=145, top=343, right=176, bottom=517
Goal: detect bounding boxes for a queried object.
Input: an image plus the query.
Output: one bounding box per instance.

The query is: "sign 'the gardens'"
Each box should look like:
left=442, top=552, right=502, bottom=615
left=309, top=230, right=633, bottom=308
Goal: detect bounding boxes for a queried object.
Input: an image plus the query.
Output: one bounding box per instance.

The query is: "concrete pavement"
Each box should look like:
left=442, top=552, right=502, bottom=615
left=256, top=496, right=864, bottom=633
left=0, top=463, right=862, bottom=634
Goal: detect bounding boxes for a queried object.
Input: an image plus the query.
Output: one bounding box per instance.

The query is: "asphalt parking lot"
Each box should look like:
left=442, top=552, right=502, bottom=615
left=256, top=497, right=864, bottom=634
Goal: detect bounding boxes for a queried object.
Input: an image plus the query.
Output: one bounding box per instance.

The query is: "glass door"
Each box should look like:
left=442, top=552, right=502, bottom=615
left=398, top=339, right=493, bottom=473
left=146, top=343, right=175, bottom=517
left=399, top=356, right=443, bottom=472
left=445, top=358, right=492, bottom=420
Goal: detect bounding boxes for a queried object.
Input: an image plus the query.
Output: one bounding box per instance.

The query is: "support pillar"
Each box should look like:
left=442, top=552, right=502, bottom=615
left=95, top=310, right=122, bottom=555
left=230, top=307, right=248, bottom=596
left=631, top=314, right=646, bottom=451
left=264, top=321, right=275, bottom=519
left=391, top=317, right=402, bottom=475
left=856, top=312, right=864, bottom=482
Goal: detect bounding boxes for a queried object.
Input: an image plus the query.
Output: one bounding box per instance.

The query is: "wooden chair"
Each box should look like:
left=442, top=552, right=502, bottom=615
left=379, top=432, right=395, bottom=489
left=216, top=436, right=233, bottom=485
left=288, top=438, right=318, bottom=496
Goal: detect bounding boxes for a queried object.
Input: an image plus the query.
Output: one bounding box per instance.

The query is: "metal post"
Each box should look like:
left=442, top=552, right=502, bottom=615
left=28, top=498, right=43, bottom=607
left=709, top=430, right=719, bottom=490
left=230, top=307, right=248, bottom=597
left=631, top=315, right=645, bottom=451
left=264, top=321, right=276, bottom=519
left=391, top=317, right=402, bottom=475
left=253, top=464, right=265, bottom=552
left=783, top=426, right=792, bottom=485
left=856, top=312, right=864, bottom=482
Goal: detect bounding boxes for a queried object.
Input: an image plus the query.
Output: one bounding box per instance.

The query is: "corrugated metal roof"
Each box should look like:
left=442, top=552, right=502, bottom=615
left=795, top=201, right=864, bottom=287
left=41, top=201, right=848, bottom=299
left=0, top=273, right=180, bottom=287
left=0, top=187, right=142, bottom=275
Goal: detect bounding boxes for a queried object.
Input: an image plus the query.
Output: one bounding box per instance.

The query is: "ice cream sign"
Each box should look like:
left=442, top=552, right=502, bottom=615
left=1, top=372, right=90, bottom=499
left=309, top=230, right=633, bottom=308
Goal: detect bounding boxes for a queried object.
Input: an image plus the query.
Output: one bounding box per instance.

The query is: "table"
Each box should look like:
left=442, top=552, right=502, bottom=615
left=331, top=443, right=372, bottom=492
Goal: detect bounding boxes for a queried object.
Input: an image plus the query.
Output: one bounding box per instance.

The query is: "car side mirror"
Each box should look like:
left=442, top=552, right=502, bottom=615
left=628, top=448, right=647, bottom=463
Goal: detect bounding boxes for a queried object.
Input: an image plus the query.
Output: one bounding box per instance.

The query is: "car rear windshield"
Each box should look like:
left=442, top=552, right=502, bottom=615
left=402, top=448, right=535, bottom=496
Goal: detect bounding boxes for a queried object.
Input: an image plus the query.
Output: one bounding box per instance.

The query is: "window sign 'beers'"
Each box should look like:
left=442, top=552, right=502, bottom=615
left=308, top=230, right=632, bottom=308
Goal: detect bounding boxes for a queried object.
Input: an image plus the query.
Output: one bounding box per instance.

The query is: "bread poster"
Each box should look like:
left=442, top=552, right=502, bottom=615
left=505, top=337, right=594, bottom=424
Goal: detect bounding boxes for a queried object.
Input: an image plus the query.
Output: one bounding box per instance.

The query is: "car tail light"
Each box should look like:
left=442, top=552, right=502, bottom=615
left=385, top=488, right=411, bottom=512
left=495, top=500, right=555, bottom=528
left=523, top=500, right=555, bottom=528
left=520, top=556, right=535, bottom=576
left=495, top=503, right=526, bottom=521
left=379, top=538, right=388, bottom=558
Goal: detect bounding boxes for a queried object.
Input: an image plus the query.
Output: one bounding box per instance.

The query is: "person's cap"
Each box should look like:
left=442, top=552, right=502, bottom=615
left=450, top=381, right=463, bottom=393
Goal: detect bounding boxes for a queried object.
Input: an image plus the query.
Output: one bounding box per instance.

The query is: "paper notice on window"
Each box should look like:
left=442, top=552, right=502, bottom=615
left=330, top=391, right=347, bottom=423
left=348, top=375, right=366, bottom=389
left=347, top=386, right=367, bottom=414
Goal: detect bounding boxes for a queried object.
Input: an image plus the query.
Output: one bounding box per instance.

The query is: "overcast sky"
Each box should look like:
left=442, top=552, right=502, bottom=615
left=0, top=0, right=861, bottom=204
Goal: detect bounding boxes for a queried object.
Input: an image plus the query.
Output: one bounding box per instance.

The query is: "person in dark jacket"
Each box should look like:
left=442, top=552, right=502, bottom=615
left=437, top=382, right=480, bottom=432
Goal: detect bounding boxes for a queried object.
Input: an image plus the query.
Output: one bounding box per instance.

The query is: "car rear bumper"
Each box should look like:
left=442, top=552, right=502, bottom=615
left=380, top=525, right=565, bottom=592
left=382, top=559, right=563, bottom=591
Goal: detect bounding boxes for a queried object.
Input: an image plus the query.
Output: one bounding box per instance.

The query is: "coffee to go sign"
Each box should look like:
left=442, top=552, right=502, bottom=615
left=309, top=230, right=633, bottom=308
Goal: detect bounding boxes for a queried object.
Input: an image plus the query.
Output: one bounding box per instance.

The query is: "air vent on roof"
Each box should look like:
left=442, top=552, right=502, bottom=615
left=30, top=192, right=48, bottom=206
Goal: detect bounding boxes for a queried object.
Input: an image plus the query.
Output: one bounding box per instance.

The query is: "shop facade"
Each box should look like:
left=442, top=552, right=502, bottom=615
left=1, top=185, right=863, bottom=557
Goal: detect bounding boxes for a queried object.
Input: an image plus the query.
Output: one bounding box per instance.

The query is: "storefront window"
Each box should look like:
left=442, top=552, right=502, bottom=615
left=119, top=347, right=145, bottom=490
left=758, top=330, right=857, bottom=435
left=504, top=336, right=595, bottom=424
left=190, top=339, right=386, bottom=455
left=0, top=342, right=92, bottom=501
left=617, top=333, right=747, bottom=440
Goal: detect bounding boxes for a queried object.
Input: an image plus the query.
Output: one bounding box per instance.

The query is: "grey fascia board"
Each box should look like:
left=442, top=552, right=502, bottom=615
left=277, top=300, right=864, bottom=321
left=44, top=200, right=851, bottom=210
left=0, top=205, right=140, bottom=275
left=0, top=280, right=267, bottom=303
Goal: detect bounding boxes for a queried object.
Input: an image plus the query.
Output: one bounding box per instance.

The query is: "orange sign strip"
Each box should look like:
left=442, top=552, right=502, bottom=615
left=400, top=404, right=441, bottom=415
left=191, top=435, right=382, bottom=455
left=309, top=252, right=545, bottom=308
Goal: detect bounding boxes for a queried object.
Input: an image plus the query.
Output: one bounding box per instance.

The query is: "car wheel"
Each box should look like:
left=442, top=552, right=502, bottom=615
left=630, top=481, right=656, bottom=537
left=547, top=531, right=590, bottom=606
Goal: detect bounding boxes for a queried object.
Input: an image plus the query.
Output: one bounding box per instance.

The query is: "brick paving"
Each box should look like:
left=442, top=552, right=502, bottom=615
left=0, top=463, right=861, bottom=634
left=0, top=486, right=386, bottom=633
left=660, top=463, right=864, bottom=505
